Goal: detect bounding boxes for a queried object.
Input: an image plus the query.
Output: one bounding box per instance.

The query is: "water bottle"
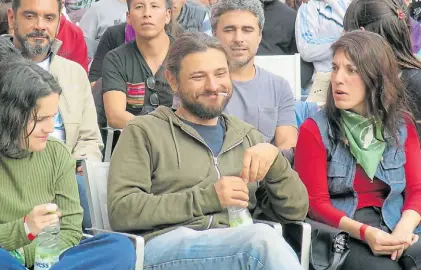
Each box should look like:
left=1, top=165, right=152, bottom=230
left=228, top=207, right=253, bottom=227
left=34, top=221, right=61, bottom=270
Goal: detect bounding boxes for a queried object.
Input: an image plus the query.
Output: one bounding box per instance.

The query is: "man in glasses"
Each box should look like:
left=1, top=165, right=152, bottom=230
left=212, top=0, right=298, bottom=150
left=107, top=32, right=308, bottom=270
left=102, top=0, right=174, bottom=129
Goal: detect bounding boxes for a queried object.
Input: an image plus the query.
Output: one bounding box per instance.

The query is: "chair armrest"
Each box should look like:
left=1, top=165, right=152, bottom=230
left=283, top=221, right=311, bottom=270
left=85, top=228, right=144, bottom=270
left=253, top=219, right=283, bottom=235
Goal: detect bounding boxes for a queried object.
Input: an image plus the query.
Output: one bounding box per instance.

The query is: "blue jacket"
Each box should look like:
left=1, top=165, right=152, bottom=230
left=311, top=110, right=421, bottom=233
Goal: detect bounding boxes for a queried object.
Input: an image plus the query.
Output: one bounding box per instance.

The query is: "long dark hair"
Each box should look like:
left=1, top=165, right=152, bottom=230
left=0, top=37, right=62, bottom=159
left=344, top=0, right=421, bottom=70
left=325, top=31, right=410, bottom=145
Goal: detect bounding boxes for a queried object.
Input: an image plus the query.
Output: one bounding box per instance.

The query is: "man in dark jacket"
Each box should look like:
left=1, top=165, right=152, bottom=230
left=258, top=0, right=314, bottom=89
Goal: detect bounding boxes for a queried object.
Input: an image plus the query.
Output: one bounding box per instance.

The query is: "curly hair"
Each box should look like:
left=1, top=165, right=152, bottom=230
left=211, top=0, right=265, bottom=32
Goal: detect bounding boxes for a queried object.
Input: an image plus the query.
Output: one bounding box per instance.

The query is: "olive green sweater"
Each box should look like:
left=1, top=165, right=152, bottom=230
left=0, top=138, right=83, bottom=268
left=108, top=106, right=309, bottom=242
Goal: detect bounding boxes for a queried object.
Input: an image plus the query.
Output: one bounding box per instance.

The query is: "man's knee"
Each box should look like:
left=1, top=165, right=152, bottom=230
left=95, top=234, right=136, bottom=259
left=247, top=224, right=292, bottom=254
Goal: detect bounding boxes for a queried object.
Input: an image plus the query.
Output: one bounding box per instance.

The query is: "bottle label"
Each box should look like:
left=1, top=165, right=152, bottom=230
left=34, top=247, right=59, bottom=270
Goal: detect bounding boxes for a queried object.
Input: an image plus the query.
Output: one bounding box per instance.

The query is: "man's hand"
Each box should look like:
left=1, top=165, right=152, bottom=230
left=240, top=143, right=279, bottom=182
left=214, top=176, right=249, bottom=208
left=365, top=226, right=406, bottom=256
left=390, top=229, right=419, bottom=260
left=25, top=204, right=62, bottom=236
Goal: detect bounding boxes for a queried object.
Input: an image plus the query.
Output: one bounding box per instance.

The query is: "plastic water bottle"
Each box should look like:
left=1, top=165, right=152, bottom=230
left=34, top=221, right=61, bottom=270
left=228, top=207, right=253, bottom=227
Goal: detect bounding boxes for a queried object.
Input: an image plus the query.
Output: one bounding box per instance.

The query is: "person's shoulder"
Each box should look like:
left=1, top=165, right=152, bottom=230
left=256, top=66, right=291, bottom=89
left=264, top=0, right=297, bottom=16
left=108, top=41, right=136, bottom=58
left=298, top=0, right=323, bottom=13
left=52, top=54, right=86, bottom=75
left=44, top=137, right=73, bottom=160
left=106, top=22, right=127, bottom=35
left=222, top=113, right=259, bottom=137
left=60, top=17, right=84, bottom=36
left=104, top=41, right=137, bottom=68
left=184, top=1, right=207, bottom=16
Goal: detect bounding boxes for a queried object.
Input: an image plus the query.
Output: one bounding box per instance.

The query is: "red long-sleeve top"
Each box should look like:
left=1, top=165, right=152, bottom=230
left=295, top=118, right=421, bottom=228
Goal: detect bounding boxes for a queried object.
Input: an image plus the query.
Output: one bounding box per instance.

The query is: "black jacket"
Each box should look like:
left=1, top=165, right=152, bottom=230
left=401, top=68, right=421, bottom=138
left=258, top=0, right=314, bottom=88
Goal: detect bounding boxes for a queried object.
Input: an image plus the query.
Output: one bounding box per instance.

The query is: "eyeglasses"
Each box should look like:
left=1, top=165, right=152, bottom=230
left=146, top=77, right=160, bottom=106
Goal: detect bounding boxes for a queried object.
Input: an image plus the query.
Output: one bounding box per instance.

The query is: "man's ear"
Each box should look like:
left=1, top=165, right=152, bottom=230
left=7, top=8, right=15, bottom=31
left=165, top=70, right=179, bottom=94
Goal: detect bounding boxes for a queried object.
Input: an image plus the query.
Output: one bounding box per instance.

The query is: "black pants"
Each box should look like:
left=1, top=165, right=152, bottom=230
left=342, top=207, right=421, bottom=270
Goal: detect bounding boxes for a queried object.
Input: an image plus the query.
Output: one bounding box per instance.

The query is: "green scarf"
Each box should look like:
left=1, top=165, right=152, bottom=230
left=341, top=110, right=386, bottom=179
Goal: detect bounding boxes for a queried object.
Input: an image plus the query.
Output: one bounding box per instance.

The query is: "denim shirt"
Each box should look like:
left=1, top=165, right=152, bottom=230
left=311, top=111, right=421, bottom=233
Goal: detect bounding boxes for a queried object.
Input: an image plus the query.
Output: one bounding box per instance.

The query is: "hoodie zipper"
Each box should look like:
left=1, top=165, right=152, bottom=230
left=207, top=140, right=244, bottom=230
left=181, top=127, right=244, bottom=230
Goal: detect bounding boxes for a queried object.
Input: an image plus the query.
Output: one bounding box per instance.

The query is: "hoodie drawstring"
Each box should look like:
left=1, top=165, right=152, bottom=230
left=168, top=116, right=182, bottom=169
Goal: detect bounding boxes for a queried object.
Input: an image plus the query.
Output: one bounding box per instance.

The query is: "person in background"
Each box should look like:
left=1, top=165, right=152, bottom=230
left=65, top=0, right=94, bottom=23
left=108, top=32, right=308, bottom=270
left=0, top=38, right=135, bottom=270
left=0, top=0, right=11, bottom=35
left=102, top=0, right=174, bottom=129
left=295, top=0, right=352, bottom=92
left=89, top=0, right=210, bottom=86
left=6, top=0, right=103, bottom=229
left=295, top=30, right=421, bottom=270
left=258, top=0, right=314, bottom=91
left=344, top=0, right=421, bottom=139
left=212, top=0, right=298, bottom=150
left=79, top=0, right=128, bottom=59
left=57, top=0, right=89, bottom=72
left=172, top=0, right=211, bottom=35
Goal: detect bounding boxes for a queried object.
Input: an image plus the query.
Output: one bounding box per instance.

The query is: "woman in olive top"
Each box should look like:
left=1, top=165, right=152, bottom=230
left=0, top=39, right=135, bottom=270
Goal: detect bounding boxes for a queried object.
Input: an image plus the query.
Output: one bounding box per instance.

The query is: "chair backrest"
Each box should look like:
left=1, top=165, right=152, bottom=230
left=254, top=54, right=302, bottom=101
left=82, top=160, right=111, bottom=231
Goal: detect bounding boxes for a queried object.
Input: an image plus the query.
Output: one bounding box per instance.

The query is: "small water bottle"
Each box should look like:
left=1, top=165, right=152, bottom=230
left=34, top=221, right=61, bottom=270
left=228, top=207, right=253, bottom=227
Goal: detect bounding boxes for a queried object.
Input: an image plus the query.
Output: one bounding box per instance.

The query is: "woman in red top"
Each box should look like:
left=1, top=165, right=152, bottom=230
left=295, top=31, right=421, bottom=269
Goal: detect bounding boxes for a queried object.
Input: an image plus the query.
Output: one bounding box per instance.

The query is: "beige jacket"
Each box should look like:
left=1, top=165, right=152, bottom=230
left=49, top=40, right=103, bottom=160
left=2, top=34, right=104, bottom=160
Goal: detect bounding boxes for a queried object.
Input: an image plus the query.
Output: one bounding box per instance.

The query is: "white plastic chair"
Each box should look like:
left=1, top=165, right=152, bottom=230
left=83, top=160, right=311, bottom=269
left=254, top=54, right=302, bottom=101
left=83, top=161, right=144, bottom=270
left=103, top=127, right=122, bottom=162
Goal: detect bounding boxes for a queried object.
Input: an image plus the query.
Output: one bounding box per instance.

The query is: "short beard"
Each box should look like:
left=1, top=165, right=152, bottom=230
left=14, top=26, right=52, bottom=58
left=229, top=54, right=254, bottom=70
left=178, top=89, right=230, bottom=120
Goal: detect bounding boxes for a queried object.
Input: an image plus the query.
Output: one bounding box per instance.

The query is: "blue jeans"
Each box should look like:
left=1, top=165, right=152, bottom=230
left=75, top=174, right=91, bottom=229
left=144, top=223, right=303, bottom=270
left=0, top=234, right=136, bottom=270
